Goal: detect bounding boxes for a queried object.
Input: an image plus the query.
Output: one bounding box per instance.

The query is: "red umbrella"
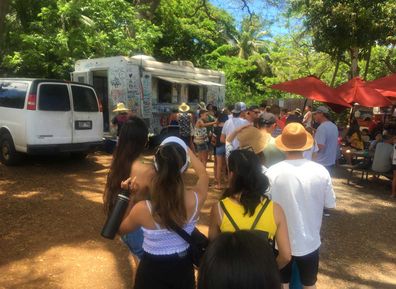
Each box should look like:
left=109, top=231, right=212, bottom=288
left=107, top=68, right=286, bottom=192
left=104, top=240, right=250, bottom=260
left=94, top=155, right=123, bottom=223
left=366, top=73, right=396, bottom=98
left=335, top=77, right=392, bottom=107
left=271, top=76, right=351, bottom=107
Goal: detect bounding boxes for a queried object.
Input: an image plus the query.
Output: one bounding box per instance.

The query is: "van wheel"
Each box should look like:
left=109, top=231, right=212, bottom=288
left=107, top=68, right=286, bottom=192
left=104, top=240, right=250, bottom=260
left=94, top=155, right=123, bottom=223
left=0, top=134, right=22, bottom=166
left=71, top=152, right=88, bottom=160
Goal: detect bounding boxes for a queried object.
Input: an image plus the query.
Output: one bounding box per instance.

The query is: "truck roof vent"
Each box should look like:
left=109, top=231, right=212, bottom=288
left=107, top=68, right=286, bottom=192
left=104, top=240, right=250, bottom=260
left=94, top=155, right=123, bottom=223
left=170, top=60, right=194, bottom=68
left=131, top=55, right=156, bottom=61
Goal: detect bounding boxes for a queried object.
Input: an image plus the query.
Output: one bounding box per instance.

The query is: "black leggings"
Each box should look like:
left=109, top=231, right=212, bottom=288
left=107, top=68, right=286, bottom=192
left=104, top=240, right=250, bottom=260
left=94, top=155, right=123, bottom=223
left=134, top=251, right=195, bottom=289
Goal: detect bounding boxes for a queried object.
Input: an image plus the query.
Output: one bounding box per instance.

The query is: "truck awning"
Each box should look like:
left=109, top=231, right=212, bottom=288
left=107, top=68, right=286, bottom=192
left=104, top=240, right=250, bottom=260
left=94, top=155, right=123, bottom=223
left=192, top=79, right=225, bottom=87
left=156, top=76, right=224, bottom=87
left=156, top=76, right=197, bottom=85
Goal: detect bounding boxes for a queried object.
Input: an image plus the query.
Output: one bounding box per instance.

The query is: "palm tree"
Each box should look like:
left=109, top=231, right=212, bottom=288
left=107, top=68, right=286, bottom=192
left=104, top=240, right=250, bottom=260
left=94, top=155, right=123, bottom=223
left=228, top=15, right=271, bottom=74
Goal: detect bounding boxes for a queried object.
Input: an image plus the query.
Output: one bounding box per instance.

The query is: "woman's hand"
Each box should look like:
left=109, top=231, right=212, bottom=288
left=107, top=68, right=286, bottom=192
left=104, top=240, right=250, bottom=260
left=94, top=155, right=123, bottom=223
left=121, top=177, right=138, bottom=193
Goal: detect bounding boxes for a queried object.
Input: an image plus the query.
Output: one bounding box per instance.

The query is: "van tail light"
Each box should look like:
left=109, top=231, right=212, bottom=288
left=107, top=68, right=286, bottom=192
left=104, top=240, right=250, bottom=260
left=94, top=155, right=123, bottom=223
left=27, top=93, right=37, bottom=110
left=98, top=98, right=103, bottom=112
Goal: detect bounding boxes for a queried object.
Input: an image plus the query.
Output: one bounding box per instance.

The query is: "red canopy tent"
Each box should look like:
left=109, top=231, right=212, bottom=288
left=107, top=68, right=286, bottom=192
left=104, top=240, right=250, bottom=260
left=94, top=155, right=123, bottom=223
left=271, top=76, right=351, bottom=108
left=335, top=77, right=392, bottom=107
left=366, top=73, right=396, bottom=98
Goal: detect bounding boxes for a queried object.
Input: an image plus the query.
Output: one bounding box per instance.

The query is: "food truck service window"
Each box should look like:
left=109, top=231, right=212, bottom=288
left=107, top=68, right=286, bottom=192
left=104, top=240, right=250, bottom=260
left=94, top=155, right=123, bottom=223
left=158, top=79, right=172, bottom=103
left=188, top=85, right=200, bottom=103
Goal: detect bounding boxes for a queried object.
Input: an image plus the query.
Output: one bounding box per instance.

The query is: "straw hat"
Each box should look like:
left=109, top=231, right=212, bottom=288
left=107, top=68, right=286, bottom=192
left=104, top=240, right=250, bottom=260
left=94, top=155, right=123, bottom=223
left=237, top=127, right=268, bottom=154
left=198, top=101, right=206, bottom=110
left=178, top=102, right=190, bottom=113
left=113, top=102, right=129, bottom=112
left=275, top=123, right=313, bottom=152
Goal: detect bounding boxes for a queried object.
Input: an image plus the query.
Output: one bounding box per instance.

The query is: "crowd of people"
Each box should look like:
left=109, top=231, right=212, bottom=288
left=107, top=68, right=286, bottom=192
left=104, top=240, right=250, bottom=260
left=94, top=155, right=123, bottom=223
left=102, top=99, right=393, bottom=289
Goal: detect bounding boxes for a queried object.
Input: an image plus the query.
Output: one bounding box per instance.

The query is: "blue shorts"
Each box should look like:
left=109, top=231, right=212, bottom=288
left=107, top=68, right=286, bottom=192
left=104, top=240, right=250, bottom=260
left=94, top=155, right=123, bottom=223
left=195, top=142, right=208, bottom=152
left=121, top=228, right=144, bottom=259
left=215, top=145, right=226, bottom=156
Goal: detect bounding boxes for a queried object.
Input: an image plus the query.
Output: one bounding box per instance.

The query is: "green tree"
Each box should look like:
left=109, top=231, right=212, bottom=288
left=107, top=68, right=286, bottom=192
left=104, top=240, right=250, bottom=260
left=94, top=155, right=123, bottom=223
left=1, top=0, right=160, bottom=78
left=289, top=0, right=396, bottom=79
left=150, top=0, right=234, bottom=66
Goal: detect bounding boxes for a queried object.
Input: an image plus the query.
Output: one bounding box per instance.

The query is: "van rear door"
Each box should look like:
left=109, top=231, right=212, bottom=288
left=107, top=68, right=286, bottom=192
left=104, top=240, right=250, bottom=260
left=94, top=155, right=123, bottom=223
left=28, top=82, right=72, bottom=145
left=70, top=84, right=103, bottom=143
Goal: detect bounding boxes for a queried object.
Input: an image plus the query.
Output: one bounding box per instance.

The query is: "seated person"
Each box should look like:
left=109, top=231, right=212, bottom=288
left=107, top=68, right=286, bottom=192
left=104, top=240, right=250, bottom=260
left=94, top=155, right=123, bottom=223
left=369, top=133, right=383, bottom=152
left=341, top=119, right=364, bottom=164
left=361, top=128, right=370, bottom=144
left=371, top=135, right=394, bottom=174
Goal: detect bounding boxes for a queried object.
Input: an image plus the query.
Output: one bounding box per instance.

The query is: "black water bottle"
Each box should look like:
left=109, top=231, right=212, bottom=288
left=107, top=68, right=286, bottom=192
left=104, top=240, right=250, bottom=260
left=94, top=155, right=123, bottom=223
left=101, top=189, right=130, bottom=239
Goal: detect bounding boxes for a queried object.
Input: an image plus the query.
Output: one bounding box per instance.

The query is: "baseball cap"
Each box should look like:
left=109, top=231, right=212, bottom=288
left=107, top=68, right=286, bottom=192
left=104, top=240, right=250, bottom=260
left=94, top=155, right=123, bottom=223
left=314, top=106, right=330, bottom=114
left=232, top=102, right=247, bottom=114
left=259, top=113, right=276, bottom=125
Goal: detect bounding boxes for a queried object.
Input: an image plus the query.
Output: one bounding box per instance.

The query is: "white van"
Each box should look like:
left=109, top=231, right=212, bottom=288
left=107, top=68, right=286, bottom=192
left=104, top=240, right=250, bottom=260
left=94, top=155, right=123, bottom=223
left=0, top=79, right=103, bottom=165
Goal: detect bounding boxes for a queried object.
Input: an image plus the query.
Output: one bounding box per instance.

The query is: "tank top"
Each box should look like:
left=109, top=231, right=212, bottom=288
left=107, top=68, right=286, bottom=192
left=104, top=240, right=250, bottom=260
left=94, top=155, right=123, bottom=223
left=142, top=192, right=199, bottom=255
left=219, top=197, right=277, bottom=239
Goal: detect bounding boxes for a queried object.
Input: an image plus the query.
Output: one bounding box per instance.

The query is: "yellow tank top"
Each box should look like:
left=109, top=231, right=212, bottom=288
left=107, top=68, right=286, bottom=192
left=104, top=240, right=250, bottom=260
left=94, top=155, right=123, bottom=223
left=219, top=197, right=277, bottom=239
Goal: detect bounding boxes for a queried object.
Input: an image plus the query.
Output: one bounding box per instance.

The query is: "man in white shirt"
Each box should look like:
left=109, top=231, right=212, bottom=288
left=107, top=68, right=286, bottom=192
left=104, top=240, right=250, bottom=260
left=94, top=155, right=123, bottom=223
left=220, top=102, right=248, bottom=158
left=313, top=106, right=339, bottom=175
left=266, top=123, right=336, bottom=289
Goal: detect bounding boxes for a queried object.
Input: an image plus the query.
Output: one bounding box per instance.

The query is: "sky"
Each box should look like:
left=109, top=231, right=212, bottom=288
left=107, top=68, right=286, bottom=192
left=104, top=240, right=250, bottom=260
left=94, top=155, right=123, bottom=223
left=209, top=0, right=299, bottom=36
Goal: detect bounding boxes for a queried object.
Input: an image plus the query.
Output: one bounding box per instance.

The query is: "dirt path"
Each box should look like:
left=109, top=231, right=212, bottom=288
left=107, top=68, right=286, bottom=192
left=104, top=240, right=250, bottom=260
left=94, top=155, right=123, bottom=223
left=0, top=153, right=395, bottom=289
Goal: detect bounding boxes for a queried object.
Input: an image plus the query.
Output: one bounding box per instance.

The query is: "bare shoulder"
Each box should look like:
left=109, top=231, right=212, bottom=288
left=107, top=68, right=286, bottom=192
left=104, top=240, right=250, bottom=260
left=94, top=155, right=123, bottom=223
left=272, top=202, right=285, bottom=222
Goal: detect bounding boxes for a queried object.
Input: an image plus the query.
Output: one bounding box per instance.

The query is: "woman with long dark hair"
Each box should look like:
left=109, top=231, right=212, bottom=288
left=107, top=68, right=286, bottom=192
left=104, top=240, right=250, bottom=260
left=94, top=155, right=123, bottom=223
left=198, top=230, right=281, bottom=289
left=209, top=150, right=291, bottom=269
left=119, top=137, right=208, bottom=289
left=103, top=116, right=153, bottom=259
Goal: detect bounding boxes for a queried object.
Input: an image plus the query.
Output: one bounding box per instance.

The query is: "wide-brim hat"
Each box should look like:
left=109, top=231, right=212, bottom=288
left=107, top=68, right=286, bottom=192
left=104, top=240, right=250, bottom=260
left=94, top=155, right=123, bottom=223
left=198, top=101, right=206, bottom=110
left=275, top=123, right=313, bottom=152
left=178, top=102, right=190, bottom=112
left=113, top=102, right=129, bottom=112
left=237, top=127, right=268, bottom=154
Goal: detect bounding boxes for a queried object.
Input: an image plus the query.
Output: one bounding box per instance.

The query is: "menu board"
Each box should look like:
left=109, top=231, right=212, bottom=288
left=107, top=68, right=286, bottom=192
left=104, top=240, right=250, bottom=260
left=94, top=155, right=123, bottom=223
left=141, top=72, right=153, bottom=119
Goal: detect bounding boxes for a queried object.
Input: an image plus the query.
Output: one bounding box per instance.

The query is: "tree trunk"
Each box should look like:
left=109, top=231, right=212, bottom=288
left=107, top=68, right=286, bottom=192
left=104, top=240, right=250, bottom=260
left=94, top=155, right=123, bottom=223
left=349, top=47, right=359, bottom=78
left=330, top=55, right=340, bottom=87
left=0, top=0, right=10, bottom=43
left=363, top=46, right=372, bottom=80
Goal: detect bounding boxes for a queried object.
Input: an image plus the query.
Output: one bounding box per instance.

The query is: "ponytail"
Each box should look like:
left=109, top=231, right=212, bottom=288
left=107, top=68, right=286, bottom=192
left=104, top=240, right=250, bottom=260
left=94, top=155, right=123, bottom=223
left=151, top=144, right=187, bottom=229
left=223, top=150, right=269, bottom=216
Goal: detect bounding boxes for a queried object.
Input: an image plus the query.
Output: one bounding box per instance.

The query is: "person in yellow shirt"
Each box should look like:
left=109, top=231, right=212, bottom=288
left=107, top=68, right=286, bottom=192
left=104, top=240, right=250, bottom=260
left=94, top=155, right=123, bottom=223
left=209, top=149, right=291, bottom=269
left=342, top=118, right=364, bottom=164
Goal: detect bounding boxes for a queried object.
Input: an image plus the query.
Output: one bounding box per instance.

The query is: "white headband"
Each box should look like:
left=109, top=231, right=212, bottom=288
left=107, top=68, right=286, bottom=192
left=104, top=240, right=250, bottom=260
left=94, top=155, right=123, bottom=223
left=154, top=136, right=190, bottom=173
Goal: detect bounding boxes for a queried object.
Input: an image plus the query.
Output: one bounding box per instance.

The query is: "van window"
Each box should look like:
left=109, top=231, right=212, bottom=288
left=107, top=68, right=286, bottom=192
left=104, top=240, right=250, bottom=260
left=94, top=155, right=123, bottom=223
left=0, top=81, right=28, bottom=109
left=38, top=84, right=70, bottom=111
left=71, top=85, right=98, bottom=112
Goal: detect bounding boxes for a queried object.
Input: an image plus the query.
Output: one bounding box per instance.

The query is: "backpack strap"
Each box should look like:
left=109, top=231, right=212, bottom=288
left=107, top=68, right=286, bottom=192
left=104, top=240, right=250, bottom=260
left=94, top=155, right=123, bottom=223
left=219, top=200, right=240, bottom=231
left=251, top=198, right=270, bottom=230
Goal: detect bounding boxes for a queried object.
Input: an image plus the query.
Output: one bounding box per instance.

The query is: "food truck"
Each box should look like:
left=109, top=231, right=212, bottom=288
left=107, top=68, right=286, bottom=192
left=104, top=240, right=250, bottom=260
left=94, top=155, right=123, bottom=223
left=72, top=55, right=225, bottom=134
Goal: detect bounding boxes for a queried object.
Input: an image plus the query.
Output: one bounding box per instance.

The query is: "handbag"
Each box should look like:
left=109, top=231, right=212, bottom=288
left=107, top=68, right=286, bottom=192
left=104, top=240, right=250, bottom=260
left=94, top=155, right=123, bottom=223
left=172, top=226, right=209, bottom=268
left=210, top=132, right=217, bottom=146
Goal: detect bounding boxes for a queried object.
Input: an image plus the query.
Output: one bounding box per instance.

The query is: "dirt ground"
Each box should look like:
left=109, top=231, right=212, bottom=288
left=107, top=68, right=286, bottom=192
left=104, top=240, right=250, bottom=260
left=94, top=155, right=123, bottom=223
left=0, top=152, right=395, bottom=289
